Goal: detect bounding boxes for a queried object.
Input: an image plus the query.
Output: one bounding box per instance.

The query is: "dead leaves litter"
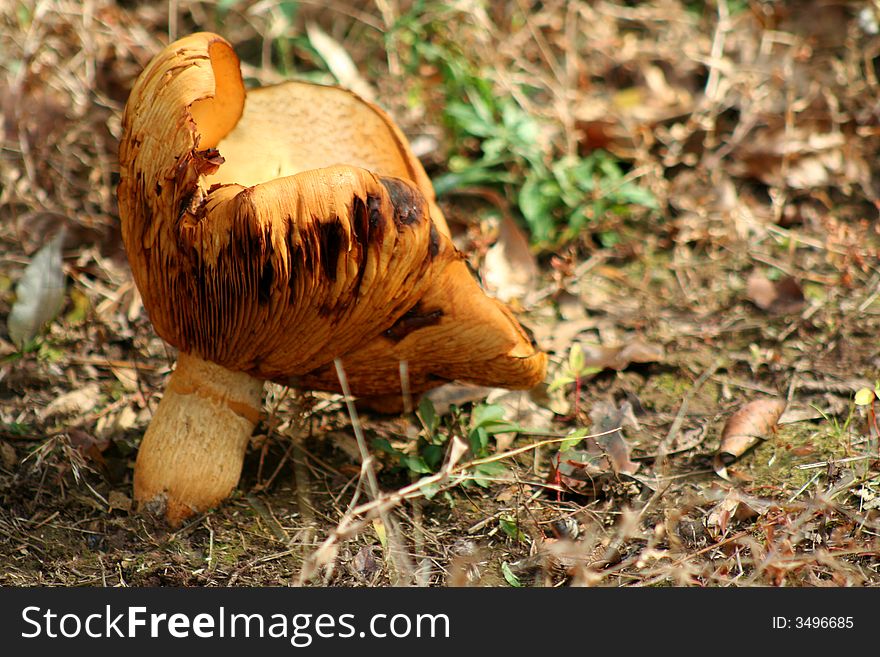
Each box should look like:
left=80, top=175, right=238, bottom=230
left=746, top=272, right=805, bottom=315
left=554, top=400, right=641, bottom=495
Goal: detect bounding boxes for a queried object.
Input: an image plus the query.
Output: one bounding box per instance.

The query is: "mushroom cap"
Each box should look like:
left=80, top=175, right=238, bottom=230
left=118, top=33, right=545, bottom=397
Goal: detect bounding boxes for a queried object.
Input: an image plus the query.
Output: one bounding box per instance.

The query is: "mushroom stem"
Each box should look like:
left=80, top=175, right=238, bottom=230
left=133, top=352, right=264, bottom=525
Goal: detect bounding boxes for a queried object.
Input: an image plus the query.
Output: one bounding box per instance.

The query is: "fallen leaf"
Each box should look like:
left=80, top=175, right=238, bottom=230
left=556, top=290, right=586, bottom=321
left=352, top=545, right=381, bottom=581
left=714, top=398, right=786, bottom=479
left=746, top=273, right=805, bottom=314
left=38, top=383, right=101, bottom=420
left=7, top=228, right=67, bottom=348
left=706, top=489, right=775, bottom=540
left=486, top=388, right=555, bottom=436
left=554, top=401, right=640, bottom=492
left=530, top=380, right=571, bottom=417
left=0, top=441, right=16, bottom=469
left=423, top=383, right=496, bottom=415
left=481, top=214, right=539, bottom=303
left=590, top=400, right=640, bottom=475
left=580, top=339, right=665, bottom=371
left=110, top=366, right=139, bottom=392
left=95, top=405, right=139, bottom=439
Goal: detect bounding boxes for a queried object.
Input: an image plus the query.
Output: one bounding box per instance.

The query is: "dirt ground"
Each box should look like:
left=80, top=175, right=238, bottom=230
left=1, top=1, right=879, bottom=587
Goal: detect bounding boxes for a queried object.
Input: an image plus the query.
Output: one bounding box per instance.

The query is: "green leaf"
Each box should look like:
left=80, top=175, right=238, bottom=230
left=422, top=443, right=445, bottom=470
left=548, top=374, right=576, bottom=392
left=469, top=426, right=489, bottom=455
left=568, top=343, right=585, bottom=374
left=559, top=427, right=590, bottom=452
left=470, top=404, right=505, bottom=429
left=519, top=172, right=559, bottom=241
left=371, top=437, right=399, bottom=455
left=499, top=517, right=527, bottom=543
left=420, top=482, right=441, bottom=500
left=501, top=561, right=522, bottom=587
left=470, top=460, right=507, bottom=487
left=418, top=397, right=437, bottom=434
left=401, top=454, right=433, bottom=474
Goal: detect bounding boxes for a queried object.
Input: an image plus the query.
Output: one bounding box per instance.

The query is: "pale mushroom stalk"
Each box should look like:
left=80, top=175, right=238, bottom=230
left=119, top=33, right=546, bottom=525
left=133, top=354, right=263, bottom=523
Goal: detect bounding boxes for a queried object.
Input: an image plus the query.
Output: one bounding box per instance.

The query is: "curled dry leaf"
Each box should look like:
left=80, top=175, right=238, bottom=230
left=714, top=398, right=786, bottom=480
left=746, top=272, right=805, bottom=314
left=352, top=545, right=381, bottom=581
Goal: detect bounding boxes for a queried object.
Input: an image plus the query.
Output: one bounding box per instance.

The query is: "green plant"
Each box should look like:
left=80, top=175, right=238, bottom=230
left=548, top=344, right=600, bottom=416
left=372, top=398, right=523, bottom=493
left=388, top=3, right=657, bottom=245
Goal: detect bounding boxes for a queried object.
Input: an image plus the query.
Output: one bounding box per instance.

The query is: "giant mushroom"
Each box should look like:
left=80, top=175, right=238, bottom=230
left=118, top=32, right=546, bottom=525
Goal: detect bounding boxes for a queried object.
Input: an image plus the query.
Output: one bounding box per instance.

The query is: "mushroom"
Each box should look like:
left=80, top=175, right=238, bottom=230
left=118, top=33, right=546, bottom=525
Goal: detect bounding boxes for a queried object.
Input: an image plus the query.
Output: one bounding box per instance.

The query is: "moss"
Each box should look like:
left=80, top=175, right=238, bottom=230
left=738, top=421, right=856, bottom=495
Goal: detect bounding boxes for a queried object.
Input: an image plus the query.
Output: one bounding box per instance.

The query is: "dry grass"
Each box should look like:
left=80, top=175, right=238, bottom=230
left=1, top=0, right=879, bottom=587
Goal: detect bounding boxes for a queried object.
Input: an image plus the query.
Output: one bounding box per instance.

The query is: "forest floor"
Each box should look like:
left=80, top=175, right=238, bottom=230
left=1, top=0, right=879, bottom=587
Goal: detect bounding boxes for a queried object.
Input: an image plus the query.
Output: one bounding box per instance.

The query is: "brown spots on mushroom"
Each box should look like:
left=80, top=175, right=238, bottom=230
left=383, top=303, right=444, bottom=341
left=366, top=194, right=386, bottom=247
left=429, top=223, right=440, bottom=259
left=350, top=196, right=371, bottom=299
left=317, top=218, right=344, bottom=282
left=379, top=177, right=423, bottom=226
left=258, top=255, right=275, bottom=305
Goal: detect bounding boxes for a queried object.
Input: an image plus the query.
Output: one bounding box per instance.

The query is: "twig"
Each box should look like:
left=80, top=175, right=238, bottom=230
left=327, top=359, right=414, bottom=586
left=662, top=358, right=723, bottom=450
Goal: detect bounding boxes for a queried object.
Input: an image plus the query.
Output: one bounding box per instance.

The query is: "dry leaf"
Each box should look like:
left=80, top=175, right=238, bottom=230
left=423, top=383, right=496, bottom=415
left=555, top=401, right=640, bottom=492
left=38, top=383, right=101, bottom=420
left=110, top=366, right=139, bottom=392
left=486, top=388, right=555, bottom=434
left=0, top=441, right=16, bottom=469
left=481, top=214, right=539, bottom=303
left=580, top=339, right=665, bottom=371
left=733, top=127, right=848, bottom=190
left=7, top=228, right=67, bottom=348
left=529, top=381, right=571, bottom=416
left=706, top=489, right=774, bottom=540
left=746, top=273, right=805, bottom=314
left=556, top=290, right=586, bottom=321
left=95, top=405, right=139, bottom=439
left=714, top=398, right=786, bottom=479
left=590, top=400, right=640, bottom=475
left=352, top=545, right=381, bottom=581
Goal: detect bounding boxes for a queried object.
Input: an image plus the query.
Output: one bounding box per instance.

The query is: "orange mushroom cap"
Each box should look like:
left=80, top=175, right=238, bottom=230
left=118, top=32, right=546, bottom=400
